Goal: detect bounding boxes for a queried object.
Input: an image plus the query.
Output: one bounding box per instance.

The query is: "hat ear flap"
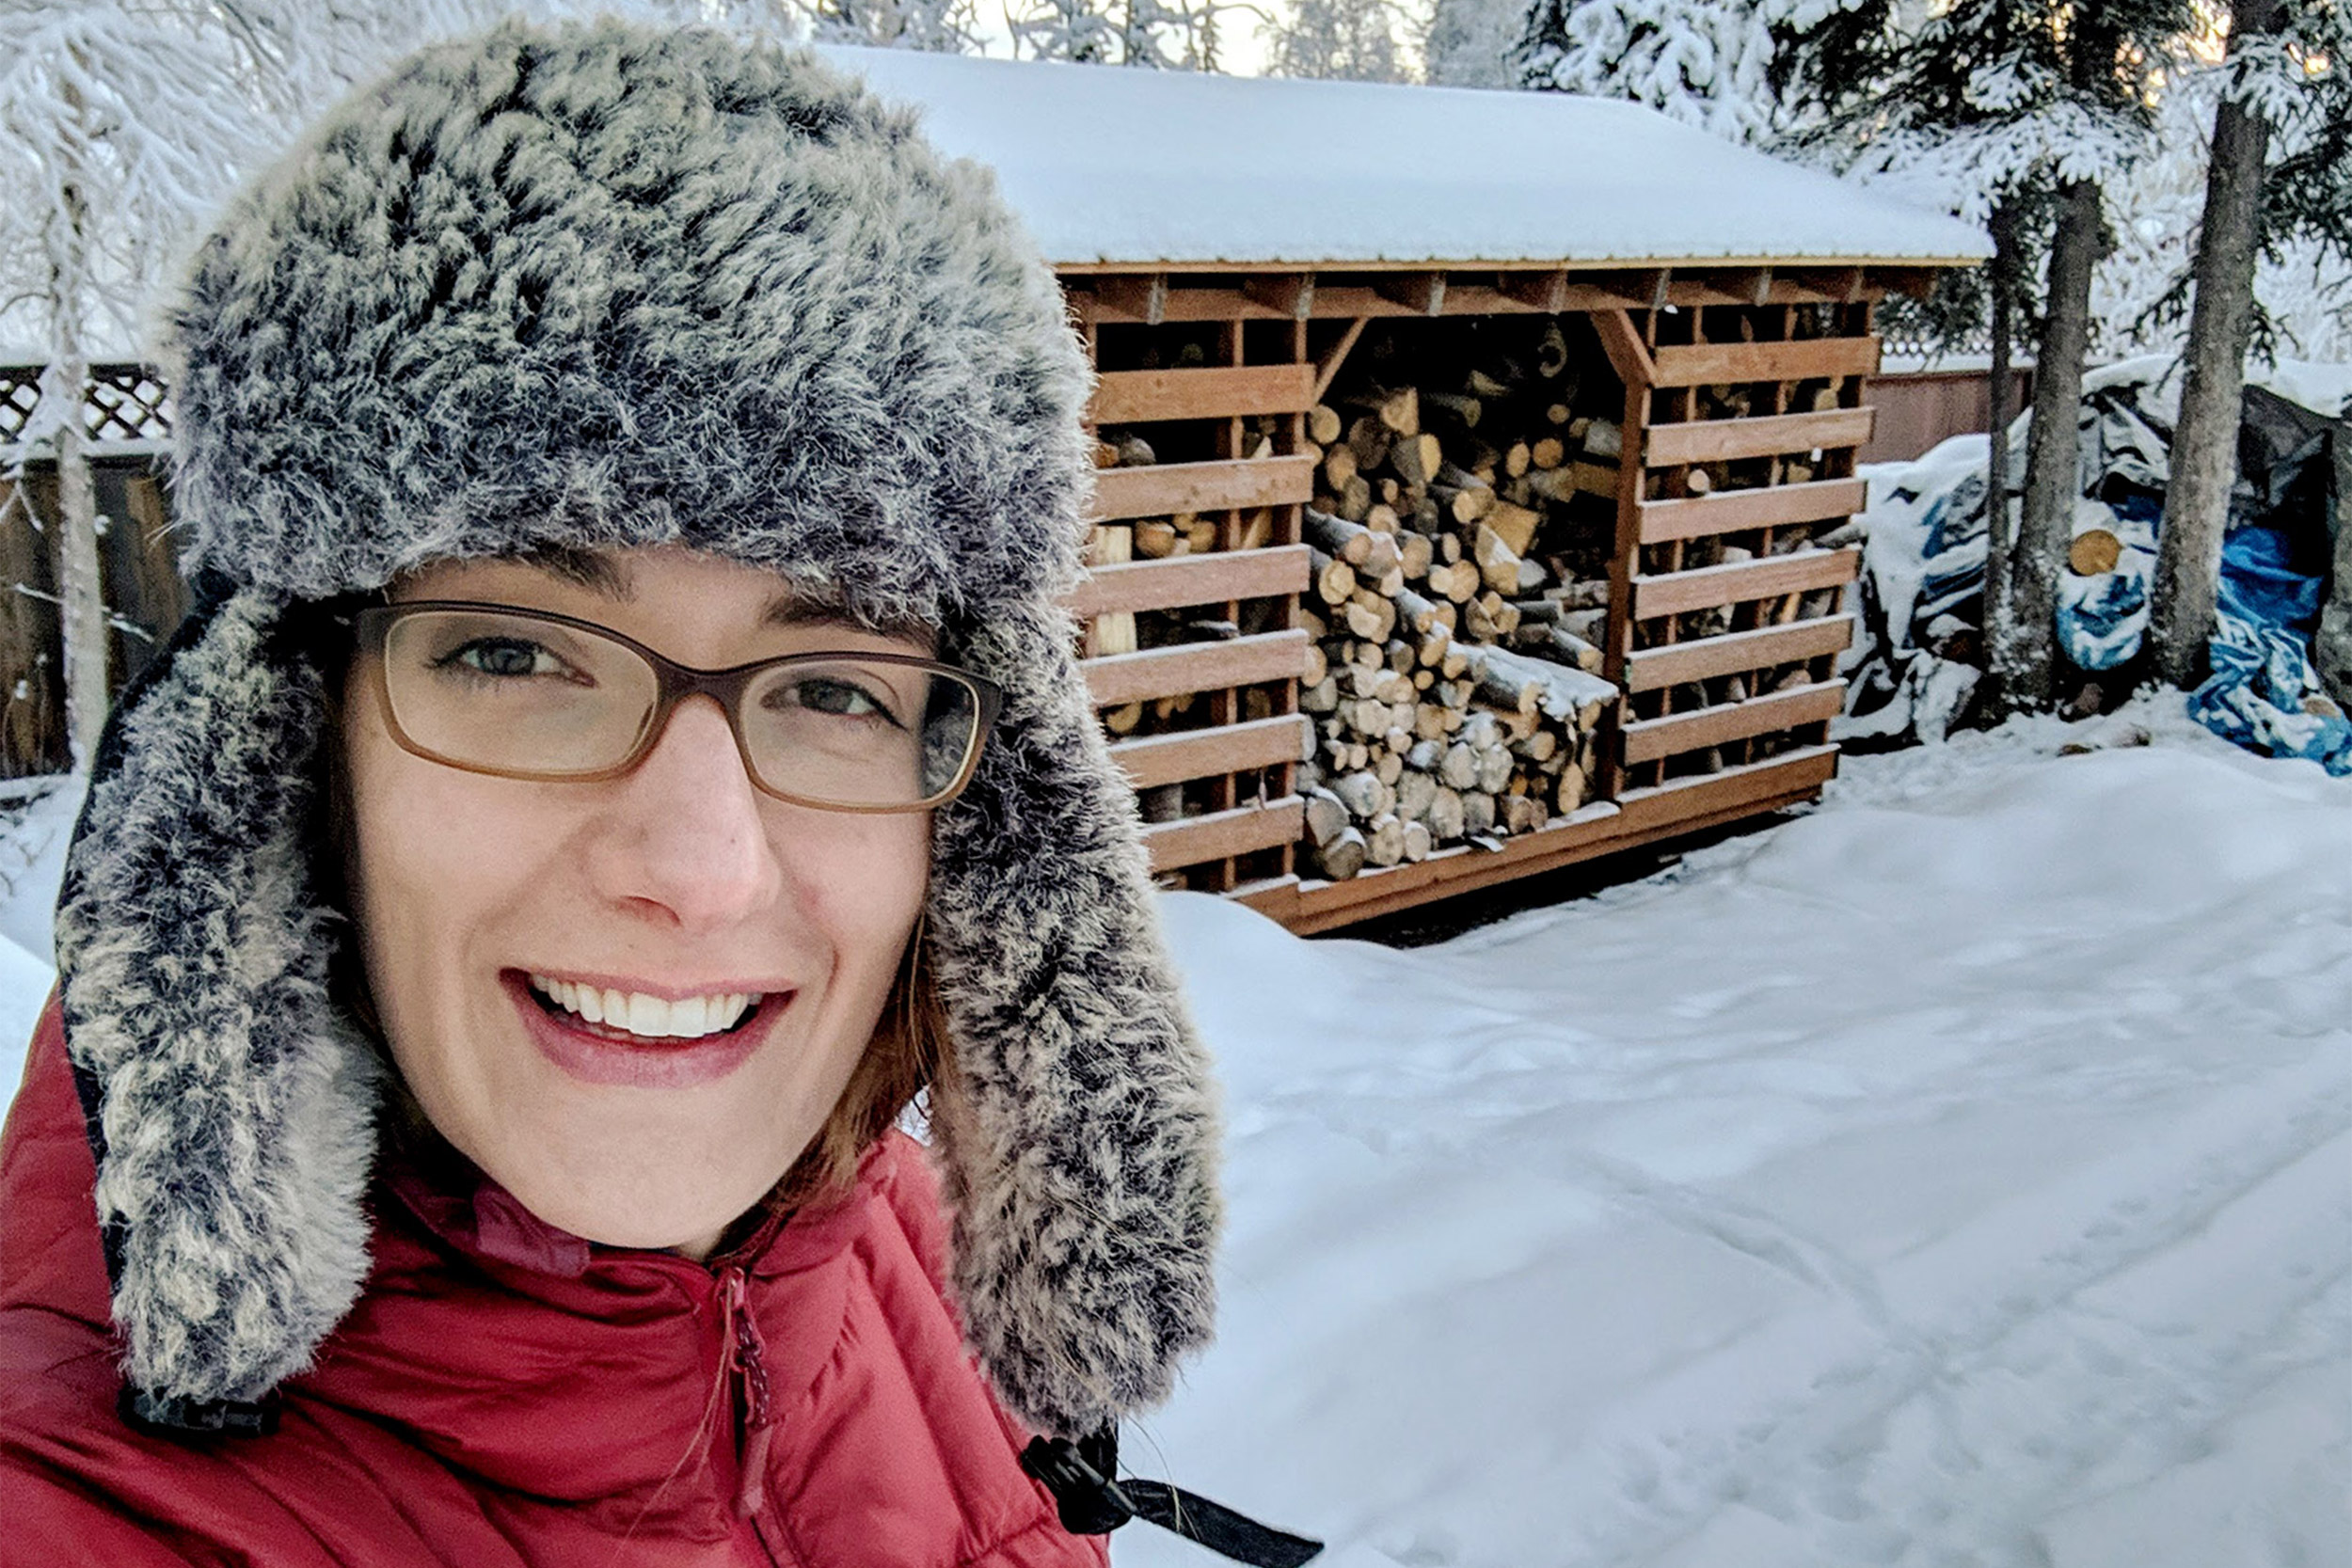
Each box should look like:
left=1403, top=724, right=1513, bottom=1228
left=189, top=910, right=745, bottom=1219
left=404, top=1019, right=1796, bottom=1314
left=925, top=603, right=1223, bottom=1439
left=56, top=588, right=379, bottom=1407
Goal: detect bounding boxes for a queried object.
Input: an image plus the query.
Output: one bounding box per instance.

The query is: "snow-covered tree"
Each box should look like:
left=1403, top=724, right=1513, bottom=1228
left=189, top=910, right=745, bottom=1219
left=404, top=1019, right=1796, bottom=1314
left=1514, top=0, right=1789, bottom=146
left=1263, top=0, right=1414, bottom=82
left=1423, top=0, right=1522, bottom=86
left=1007, top=0, right=1230, bottom=66
left=803, top=0, right=979, bottom=50
left=2151, top=0, right=2352, bottom=686
left=1779, top=1, right=2198, bottom=715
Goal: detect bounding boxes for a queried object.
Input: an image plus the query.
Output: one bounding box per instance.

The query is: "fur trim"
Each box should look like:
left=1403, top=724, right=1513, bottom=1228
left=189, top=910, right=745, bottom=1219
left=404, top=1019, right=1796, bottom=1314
left=163, top=19, right=1093, bottom=630
left=56, top=592, right=379, bottom=1405
left=60, top=17, right=1219, bottom=1438
left=928, top=601, right=1222, bottom=1434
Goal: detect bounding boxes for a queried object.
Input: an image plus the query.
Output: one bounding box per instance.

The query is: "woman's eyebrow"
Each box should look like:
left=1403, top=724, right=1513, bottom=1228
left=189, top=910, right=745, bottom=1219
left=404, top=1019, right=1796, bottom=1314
left=523, top=547, right=632, bottom=599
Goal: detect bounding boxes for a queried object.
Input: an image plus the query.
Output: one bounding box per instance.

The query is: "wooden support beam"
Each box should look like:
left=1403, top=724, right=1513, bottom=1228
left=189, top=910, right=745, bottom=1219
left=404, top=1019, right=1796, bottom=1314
left=1644, top=407, right=1876, bottom=467
left=1083, top=629, right=1310, bottom=708
left=1311, top=318, right=1369, bottom=402
left=1089, top=364, right=1317, bottom=425
left=1243, top=273, right=1315, bottom=320
left=1091, top=275, right=1168, bottom=325
left=1646, top=335, right=1882, bottom=388
left=1064, top=545, right=1311, bottom=620
left=1591, top=309, right=1657, bottom=391
left=1631, top=546, right=1860, bottom=620
left=1788, top=265, right=1869, bottom=303
left=1620, top=679, right=1848, bottom=765
left=1111, top=715, right=1311, bottom=791
left=1499, top=269, right=1569, bottom=312
left=1375, top=272, right=1446, bottom=316
left=1089, top=454, right=1317, bottom=522
left=1141, top=798, right=1307, bottom=873
left=1636, top=477, right=1869, bottom=545
left=1625, top=613, right=1855, bottom=692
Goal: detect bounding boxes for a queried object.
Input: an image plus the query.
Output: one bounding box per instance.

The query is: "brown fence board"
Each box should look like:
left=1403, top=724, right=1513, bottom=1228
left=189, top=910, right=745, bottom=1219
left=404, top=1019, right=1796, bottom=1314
left=1142, top=797, right=1306, bottom=872
left=1645, top=406, right=1876, bottom=467
left=1631, top=546, right=1859, bottom=619
left=1625, top=614, right=1854, bottom=692
left=1088, top=365, right=1316, bottom=425
left=1063, top=546, right=1310, bottom=620
left=1647, top=336, right=1881, bottom=388
left=1082, top=629, right=1310, bottom=708
left=1636, top=478, right=1868, bottom=545
left=1089, top=455, right=1317, bottom=522
left=1110, top=715, right=1311, bottom=790
left=1620, top=680, right=1848, bottom=765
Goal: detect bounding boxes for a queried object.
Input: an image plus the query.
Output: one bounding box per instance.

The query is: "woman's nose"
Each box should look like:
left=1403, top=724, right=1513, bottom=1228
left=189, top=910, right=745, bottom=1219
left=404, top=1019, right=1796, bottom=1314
left=585, top=695, right=786, bottom=932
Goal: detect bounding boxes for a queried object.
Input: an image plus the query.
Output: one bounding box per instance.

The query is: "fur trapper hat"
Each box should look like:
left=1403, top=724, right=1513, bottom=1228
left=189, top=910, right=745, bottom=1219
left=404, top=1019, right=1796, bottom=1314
left=54, top=16, right=1220, bottom=1442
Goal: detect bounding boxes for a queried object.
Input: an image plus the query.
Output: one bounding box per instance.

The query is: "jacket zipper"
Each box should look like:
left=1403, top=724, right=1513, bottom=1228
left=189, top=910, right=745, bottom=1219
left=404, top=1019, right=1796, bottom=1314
left=718, top=1265, right=779, bottom=1519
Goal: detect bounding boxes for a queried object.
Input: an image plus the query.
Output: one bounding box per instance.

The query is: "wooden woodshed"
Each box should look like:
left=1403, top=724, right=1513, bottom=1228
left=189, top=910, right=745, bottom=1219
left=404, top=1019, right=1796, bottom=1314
left=828, top=47, right=1990, bottom=932
left=3, top=53, right=1989, bottom=935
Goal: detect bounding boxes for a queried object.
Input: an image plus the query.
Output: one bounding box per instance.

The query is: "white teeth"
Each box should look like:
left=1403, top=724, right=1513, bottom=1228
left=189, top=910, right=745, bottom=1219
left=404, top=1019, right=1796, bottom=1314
left=527, top=975, right=759, bottom=1040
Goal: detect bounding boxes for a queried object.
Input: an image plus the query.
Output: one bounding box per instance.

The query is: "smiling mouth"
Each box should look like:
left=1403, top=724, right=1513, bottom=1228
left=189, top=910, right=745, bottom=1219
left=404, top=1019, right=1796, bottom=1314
left=525, top=974, right=770, bottom=1045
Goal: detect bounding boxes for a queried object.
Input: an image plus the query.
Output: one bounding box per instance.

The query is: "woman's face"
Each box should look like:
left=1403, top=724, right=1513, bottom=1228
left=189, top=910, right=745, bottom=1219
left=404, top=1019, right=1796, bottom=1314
left=341, top=546, right=933, bottom=1258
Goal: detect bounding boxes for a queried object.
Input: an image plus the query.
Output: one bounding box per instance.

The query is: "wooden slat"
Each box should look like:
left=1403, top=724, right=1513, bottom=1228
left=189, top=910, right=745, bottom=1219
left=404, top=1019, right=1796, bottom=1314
left=1088, top=364, right=1317, bottom=425
left=1089, top=456, right=1316, bottom=523
left=1143, top=798, right=1306, bottom=873
left=1063, top=546, right=1311, bottom=620
left=1636, top=477, right=1868, bottom=545
left=1645, top=407, right=1876, bottom=467
left=1279, top=801, right=1623, bottom=904
left=1247, top=742, right=1841, bottom=931
left=1632, top=546, right=1859, bottom=620
left=1620, top=680, right=1848, bottom=765
left=1083, top=629, right=1310, bottom=708
left=1111, top=715, right=1311, bottom=791
left=1626, top=613, right=1855, bottom=692
left=1613, top=745, right=1839, bottom=832
left=1647, top=336, right=1881, bottom=388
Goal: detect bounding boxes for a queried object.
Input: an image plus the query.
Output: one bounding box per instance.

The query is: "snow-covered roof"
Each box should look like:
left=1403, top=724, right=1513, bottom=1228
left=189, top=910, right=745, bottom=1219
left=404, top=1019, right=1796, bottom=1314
left=818, top=48, right=1992, bottom=273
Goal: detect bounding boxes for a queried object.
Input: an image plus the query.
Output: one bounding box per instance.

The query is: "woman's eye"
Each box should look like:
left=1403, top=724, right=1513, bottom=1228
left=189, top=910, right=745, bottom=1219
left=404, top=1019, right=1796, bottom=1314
left=786, top=676, right=898, bottom=721
left=444, top=638, right=564, bottom=679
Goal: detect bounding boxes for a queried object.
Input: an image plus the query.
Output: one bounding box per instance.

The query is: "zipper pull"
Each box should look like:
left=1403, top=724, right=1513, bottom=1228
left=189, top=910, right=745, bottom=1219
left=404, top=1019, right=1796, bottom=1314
left=723, top=1266, right=777, bottom=1517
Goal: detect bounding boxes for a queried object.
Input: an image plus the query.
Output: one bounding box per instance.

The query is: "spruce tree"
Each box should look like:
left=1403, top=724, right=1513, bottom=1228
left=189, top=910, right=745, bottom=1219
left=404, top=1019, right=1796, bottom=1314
left=2152, top=0, right=2352, bottom=687
left=1264, top=0, right=1414, bottom=82
left=1777, top=0, right=2196, bottom=714
left=1515, top=0, right=1788, bottom=145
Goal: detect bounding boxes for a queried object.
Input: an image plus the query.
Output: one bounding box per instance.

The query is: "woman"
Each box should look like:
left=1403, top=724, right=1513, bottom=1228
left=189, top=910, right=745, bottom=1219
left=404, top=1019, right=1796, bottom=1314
left=0, top=21, right=1308, bottom=1566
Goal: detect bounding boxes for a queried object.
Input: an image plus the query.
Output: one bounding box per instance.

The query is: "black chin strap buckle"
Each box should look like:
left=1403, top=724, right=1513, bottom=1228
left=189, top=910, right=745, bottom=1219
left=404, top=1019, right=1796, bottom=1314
left=1022, top=1430, right=1322, bottom=1567
left=119, top=1385, right=281, bottom=1440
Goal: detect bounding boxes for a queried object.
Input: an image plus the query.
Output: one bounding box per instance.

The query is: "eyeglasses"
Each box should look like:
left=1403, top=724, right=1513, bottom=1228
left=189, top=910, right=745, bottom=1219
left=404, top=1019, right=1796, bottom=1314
left=352, top=601, right=1000, bottom=813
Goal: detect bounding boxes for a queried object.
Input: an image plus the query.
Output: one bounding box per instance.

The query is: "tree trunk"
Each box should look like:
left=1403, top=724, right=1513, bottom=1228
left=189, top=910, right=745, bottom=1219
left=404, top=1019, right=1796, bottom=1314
left=51, top=371, right=109, bottom=772
left=47, top=65, right=110, bottom=771
left=1981, top=196, right=2026, bottom=717
left=2008, top=176, right=2104, bottom=710
left=2152, top=0, right=2284, bottom=689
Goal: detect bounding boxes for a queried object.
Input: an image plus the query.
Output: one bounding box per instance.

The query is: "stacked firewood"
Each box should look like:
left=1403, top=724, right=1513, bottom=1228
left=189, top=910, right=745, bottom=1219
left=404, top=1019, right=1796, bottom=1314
left=1293, top=342, right=1624, bottom=880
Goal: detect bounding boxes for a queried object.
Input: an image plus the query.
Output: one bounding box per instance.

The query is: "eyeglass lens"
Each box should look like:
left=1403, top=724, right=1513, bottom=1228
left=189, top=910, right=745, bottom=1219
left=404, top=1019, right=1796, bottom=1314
left=375, top=608, right=982, bottom=808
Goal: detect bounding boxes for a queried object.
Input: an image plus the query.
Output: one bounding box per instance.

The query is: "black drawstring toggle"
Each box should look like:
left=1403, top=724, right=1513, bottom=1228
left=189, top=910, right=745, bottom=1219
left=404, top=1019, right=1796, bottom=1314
left=1022, top=1430, right=1323, bottom=1567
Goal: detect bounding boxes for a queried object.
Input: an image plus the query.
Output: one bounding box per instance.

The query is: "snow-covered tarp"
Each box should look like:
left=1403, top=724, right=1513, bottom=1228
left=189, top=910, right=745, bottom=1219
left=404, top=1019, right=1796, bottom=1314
left=3, top=704, right=2346, bottom=1564
left=816, top=47, right=1990, bottom=271
left=1839, top=356, right=2352, bottom=768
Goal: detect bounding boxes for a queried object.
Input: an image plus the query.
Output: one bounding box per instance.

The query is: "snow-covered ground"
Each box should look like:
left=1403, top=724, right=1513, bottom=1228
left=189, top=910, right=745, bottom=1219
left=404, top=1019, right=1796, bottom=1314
left=3, top=701, right=2346, bottom=1566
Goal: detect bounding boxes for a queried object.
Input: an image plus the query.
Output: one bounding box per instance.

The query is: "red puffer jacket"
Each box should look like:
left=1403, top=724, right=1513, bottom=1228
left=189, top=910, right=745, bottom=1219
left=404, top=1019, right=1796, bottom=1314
left=0, top=1000, right=1105, bottom=1568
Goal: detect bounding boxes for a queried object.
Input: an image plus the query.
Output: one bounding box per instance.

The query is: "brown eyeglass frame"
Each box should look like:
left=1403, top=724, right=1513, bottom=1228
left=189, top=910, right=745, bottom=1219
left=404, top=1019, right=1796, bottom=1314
left=351, top=600, right=1002, bottom=814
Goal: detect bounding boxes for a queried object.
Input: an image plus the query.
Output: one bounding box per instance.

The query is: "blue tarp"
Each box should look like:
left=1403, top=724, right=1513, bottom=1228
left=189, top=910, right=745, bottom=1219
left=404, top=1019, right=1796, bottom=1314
left=2187, top=526, right=2352, bottom=775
